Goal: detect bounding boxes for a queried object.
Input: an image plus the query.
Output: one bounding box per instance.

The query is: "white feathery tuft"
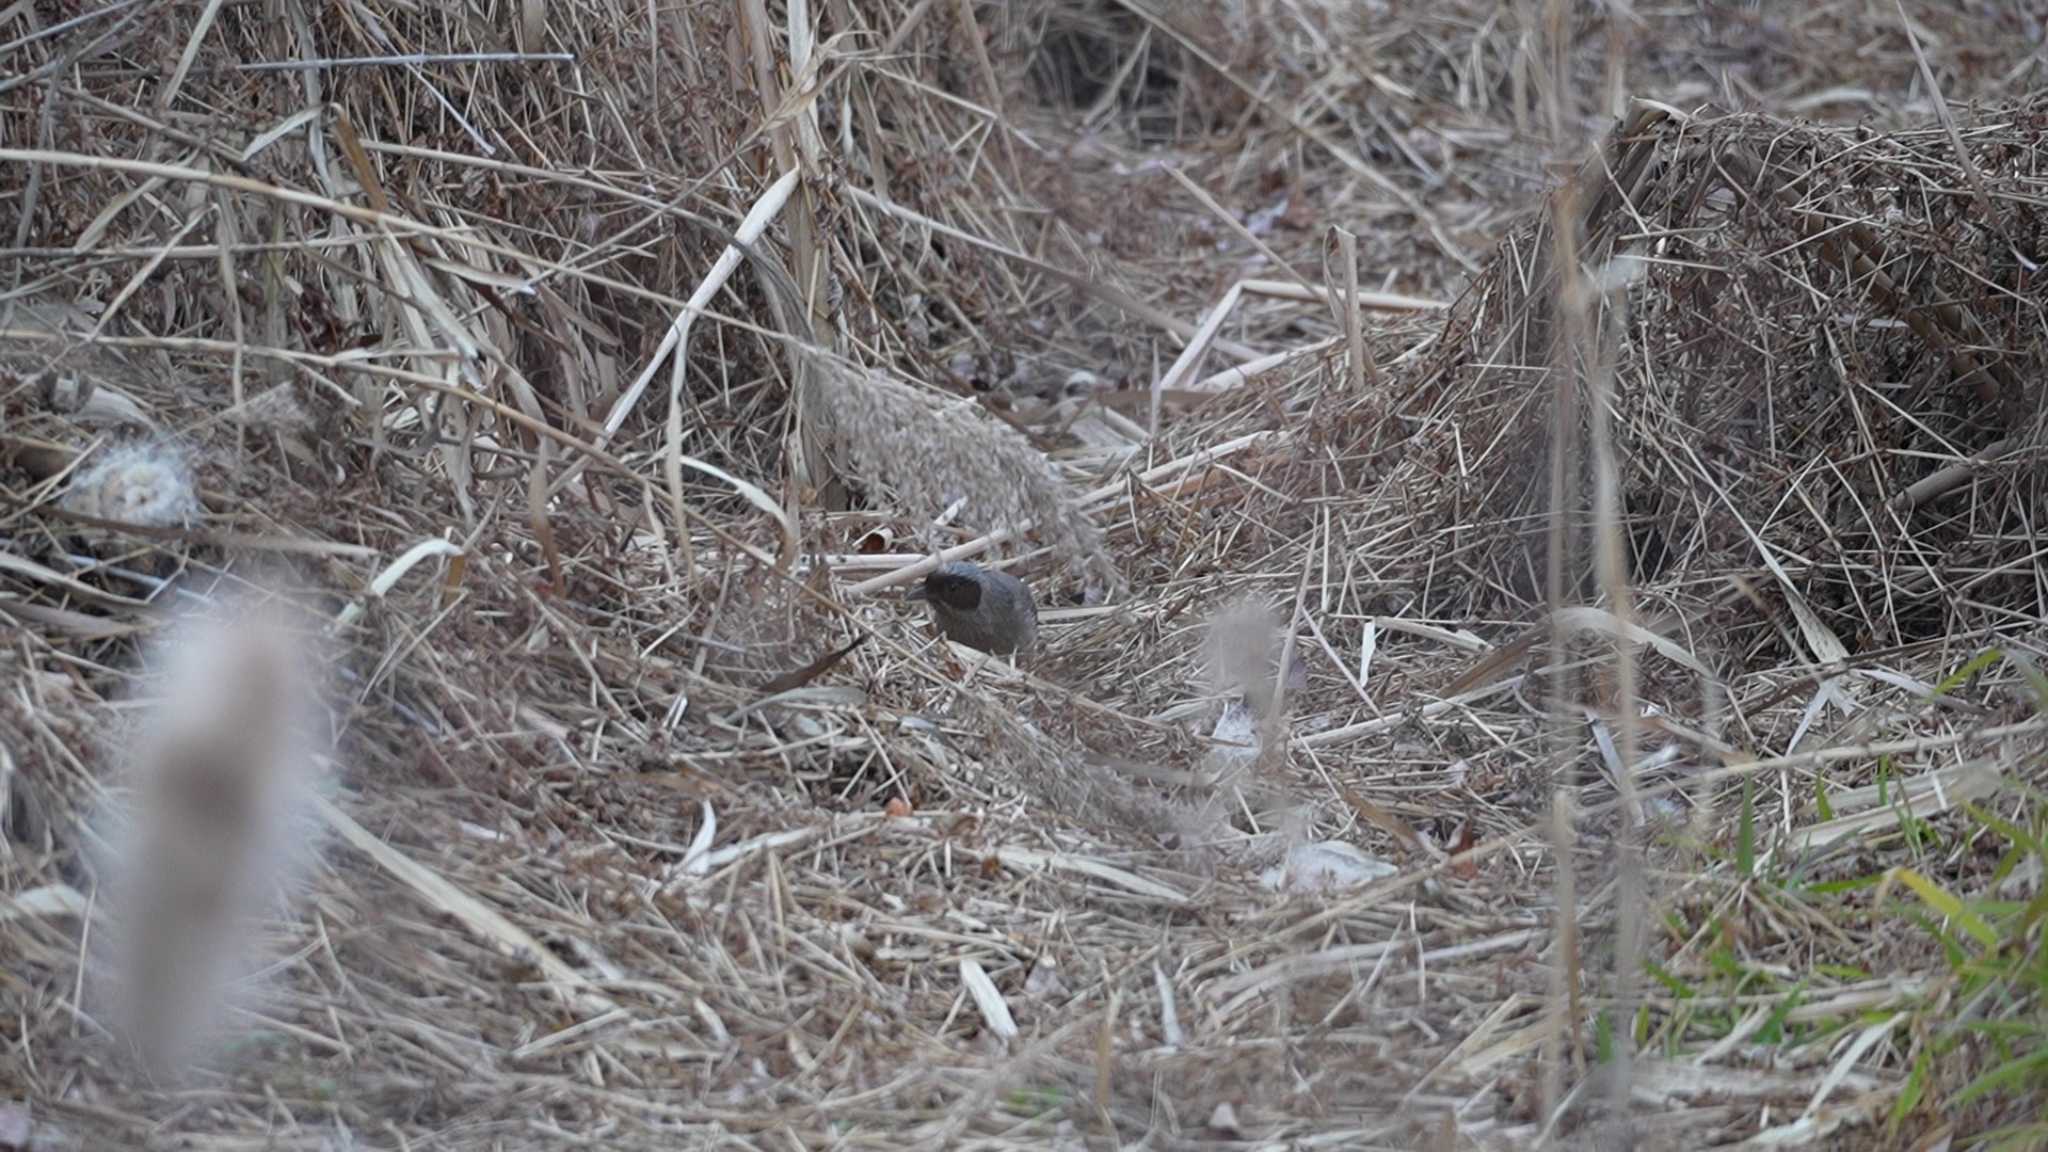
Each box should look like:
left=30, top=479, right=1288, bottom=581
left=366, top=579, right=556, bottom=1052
left=93, top=593, right=324, bottom=1080
left=62, top=440, right=200, bottom=528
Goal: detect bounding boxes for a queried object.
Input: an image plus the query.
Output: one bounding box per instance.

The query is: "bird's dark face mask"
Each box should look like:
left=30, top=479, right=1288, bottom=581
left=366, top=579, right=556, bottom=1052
left=921, top=569, right=984, bottom=612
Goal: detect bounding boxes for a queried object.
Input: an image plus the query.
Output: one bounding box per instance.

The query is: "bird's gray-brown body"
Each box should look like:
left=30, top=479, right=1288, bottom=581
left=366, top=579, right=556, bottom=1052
left=920, top=561, right=1037, bottom=656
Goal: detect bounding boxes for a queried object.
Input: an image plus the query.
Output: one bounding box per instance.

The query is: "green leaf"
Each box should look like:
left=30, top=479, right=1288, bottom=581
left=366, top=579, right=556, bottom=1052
left=1898, top=793, right=1926, bottom=858
left=1886, top=1047, right=1930, bottom=1139
left=1900, top=909, right=1968, bottom=969
left=1807, top=874, right=1883, bottom=896
left=1645, top=960, right=1694, bottom=1000
left=1962, top=1019, right=2043, bottom=1043
left=1990, top=845, right=2025, bottom=890
left=1932, top=647, right=2002, bottom=700
left=1892, top=867, right=2001, bottom=952
left=1986, top=1124, right=2048, bottom=1152
left=2000, top=648, right=2048, bottom=713
left=1738, top=775, right=1756, bottom=877
left=2021, top=886, right=2048, bottom=935
left=1967, top=801, right=2044, bottom=859
left=1956, top=1044, right=2048, bottom=1105
left=1003, top=1086, right=1065, bottom=1116
left=1758, top=981, right=1806, bottom=1047
left=1815, top=776, right=1834, bottom=822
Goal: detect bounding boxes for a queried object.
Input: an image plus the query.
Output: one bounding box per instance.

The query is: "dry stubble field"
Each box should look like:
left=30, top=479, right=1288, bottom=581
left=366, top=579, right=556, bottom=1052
left=4, top=2, right=2048, bottom=1150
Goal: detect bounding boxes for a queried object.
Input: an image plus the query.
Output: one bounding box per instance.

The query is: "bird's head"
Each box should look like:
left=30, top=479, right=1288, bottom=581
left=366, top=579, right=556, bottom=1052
left=922, top=565, right=984, bottom=612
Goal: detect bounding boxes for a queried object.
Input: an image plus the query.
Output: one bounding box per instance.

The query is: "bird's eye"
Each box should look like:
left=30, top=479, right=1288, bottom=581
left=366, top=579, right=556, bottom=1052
left=935, top=577, right=981, bottom=611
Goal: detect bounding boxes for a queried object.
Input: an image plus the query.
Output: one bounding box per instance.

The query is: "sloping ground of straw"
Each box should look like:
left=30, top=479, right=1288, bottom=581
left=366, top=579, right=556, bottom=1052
left=1395, top=104, right=2048, bottom=641
left=3, top=2, right=2048, bottom=1150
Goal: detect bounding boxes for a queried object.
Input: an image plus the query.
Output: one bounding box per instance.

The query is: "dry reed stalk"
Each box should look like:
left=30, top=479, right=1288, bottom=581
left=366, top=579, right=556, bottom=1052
left=1533, top=0, right=1583, bottom=1135
left=840, top=428, right=1272, bottom=594
left=1330, top=226, right=1379, bottom=393
left=843, top=186, right=1266, bottom=362
left=1165, top=166, right=1315, bottom=289
left=1238, top=279, right=1447, bottom=313
left=1147, top=279, right=1243, bottom=438
left=1583, top=174, right=1646, bottom=1148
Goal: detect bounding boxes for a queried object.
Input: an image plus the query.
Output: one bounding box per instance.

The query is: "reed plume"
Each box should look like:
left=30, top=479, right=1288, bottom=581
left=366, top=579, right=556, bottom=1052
left=95, top=597, right=321, bottom=1079
left=805, top=366, right=1120, bottom=596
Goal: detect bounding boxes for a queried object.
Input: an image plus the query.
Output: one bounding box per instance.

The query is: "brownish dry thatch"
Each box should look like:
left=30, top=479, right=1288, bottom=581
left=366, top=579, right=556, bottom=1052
left=5, top=2, right=2048, bottom=1150
left=1384, top=101, right=2048, bottom=662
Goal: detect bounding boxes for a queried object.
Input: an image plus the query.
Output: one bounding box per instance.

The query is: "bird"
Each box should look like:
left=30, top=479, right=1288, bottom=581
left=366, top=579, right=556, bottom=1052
left=913, top=561, right=1038, bottom=657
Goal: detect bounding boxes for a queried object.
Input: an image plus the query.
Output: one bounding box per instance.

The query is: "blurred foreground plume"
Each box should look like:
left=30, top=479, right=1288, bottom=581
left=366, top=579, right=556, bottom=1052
left=1182, top=596, right=1312, bottom=857
left=1204, top=595, right=1290, bottom=723
left=95, top=592, right=323, bottom=1080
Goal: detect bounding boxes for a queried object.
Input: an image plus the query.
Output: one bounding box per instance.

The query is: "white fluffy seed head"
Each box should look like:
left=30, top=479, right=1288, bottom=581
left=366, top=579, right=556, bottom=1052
left=62, top=441, right=200, bottom=528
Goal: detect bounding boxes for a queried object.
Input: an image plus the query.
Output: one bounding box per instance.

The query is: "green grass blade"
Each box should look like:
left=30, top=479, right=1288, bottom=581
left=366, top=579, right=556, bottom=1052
left=1957, top=1045, right=2048, bottom=1106
left=1886, top=1047, right=1930, bottom=1139
left=1738, top=775, right=1755, bottom=877
left=1892, top=867, right=2000, bottom=952
left=1931, top=647, right=2001, bottom=700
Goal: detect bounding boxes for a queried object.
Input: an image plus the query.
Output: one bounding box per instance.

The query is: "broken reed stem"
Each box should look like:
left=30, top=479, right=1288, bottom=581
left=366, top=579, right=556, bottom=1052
left=777, top=0, right=837, bottom=512
left=210, top=188, right=247, bottom=470
left=313, top=793, right=619, bottom=1017
left=1171, top=167, right=1317, bottom=289
left=1193, top=336, right=1339, bottom=392
left=767, top=0, right=832, bottom=335
left=1892, top=436, right=2019, bottom=511
left=1184, top=273, right=1439, bottom=399
left=1895, top=0, right=2004, bottom=244
left=738, top=0, right=799, bottom=178
left=845, top=186, right=1264, bottom=362
left=951, top=0, right=1024, bottom=200
left=1333, top=226, right=1379, bottom=392
left=1239, top=279, right=1447, bottom=313
left=1149, top=279, right=1244, bottom=439
left=602, top=166, right=802, bottom=442
left=595, top=161, right=799, bottom=577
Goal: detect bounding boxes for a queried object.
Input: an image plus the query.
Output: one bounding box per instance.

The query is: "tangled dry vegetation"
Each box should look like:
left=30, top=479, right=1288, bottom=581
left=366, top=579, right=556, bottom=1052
left=4, top=2, right=2048, bottom=1150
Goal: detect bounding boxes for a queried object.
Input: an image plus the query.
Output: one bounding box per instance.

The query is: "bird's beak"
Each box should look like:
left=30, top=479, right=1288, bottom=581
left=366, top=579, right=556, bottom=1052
left=904, top=584, right=928, bottom=602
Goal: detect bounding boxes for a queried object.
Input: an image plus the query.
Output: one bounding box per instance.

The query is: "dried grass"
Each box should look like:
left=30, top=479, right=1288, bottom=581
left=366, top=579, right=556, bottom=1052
left=1387, top=102, right=2048, bottom=656
left=3, top=1, right=2048, bottom=1149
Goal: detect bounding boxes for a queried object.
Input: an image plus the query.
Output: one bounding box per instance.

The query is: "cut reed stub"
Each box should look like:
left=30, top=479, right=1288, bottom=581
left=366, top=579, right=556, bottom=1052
left=92, top=597, right=324, bottom=1080
left=40, top=371, right=95, bottom=414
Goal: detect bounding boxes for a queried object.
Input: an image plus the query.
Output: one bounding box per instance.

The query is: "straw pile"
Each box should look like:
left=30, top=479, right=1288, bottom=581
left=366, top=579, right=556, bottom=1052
left=3, top=2, right=2047, bottom=1149
left=1391, top=103, right=2048, bottom=652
